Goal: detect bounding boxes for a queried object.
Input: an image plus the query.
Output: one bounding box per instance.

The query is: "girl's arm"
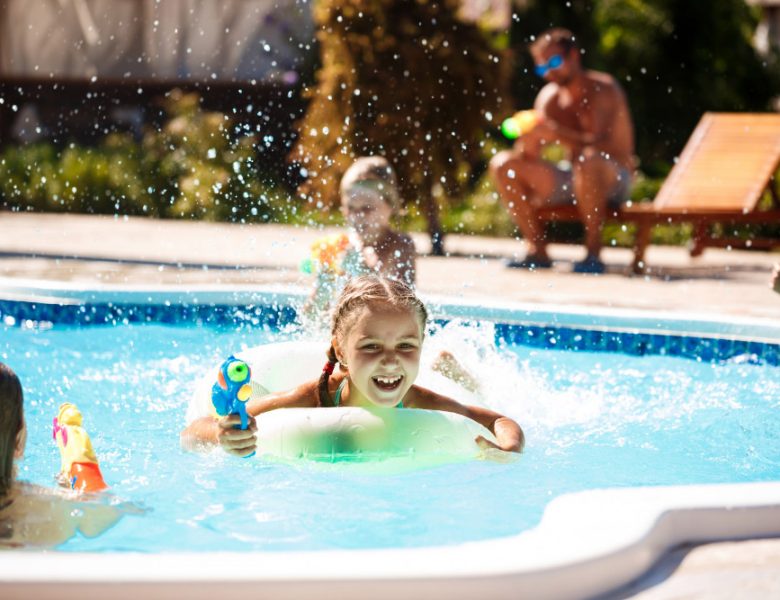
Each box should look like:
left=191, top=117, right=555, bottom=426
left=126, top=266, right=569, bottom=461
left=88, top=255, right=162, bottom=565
left=179, top=378, right=336, bottom=456
left=5, top=484, right=140, bottom=548
left=406, top=386, right=524, bottom=453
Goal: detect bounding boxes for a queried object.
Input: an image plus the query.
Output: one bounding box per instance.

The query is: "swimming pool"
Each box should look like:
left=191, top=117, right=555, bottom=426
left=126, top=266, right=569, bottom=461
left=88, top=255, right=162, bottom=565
left=1, top=279, right=779, bottom=598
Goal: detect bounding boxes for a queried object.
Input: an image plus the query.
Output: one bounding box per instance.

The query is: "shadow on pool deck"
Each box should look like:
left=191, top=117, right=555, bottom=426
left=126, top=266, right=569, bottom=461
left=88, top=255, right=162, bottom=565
left=1, top=211, right=780, bottom=599
left=596, top=539, right=780, bottom=600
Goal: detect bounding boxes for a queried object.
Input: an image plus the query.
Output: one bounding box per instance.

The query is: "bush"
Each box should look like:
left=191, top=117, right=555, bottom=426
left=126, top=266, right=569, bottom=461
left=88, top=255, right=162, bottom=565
left=0, top=90, right=307, bottom=224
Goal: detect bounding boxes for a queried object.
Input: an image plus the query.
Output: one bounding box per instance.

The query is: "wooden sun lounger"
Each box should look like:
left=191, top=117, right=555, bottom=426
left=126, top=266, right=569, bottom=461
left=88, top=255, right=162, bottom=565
left=537, top=112, right=780, bottom=272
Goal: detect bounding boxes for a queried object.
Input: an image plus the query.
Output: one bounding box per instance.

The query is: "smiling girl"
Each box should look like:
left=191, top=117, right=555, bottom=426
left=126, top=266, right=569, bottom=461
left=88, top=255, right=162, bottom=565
left=181, top=276, right=524, bottom=457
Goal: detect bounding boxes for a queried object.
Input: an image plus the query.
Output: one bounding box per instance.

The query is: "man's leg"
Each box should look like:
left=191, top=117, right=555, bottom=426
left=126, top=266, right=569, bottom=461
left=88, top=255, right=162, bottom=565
left=572, top=152, right=622, bottom=261
left=489, top=150, right=559, bottom=260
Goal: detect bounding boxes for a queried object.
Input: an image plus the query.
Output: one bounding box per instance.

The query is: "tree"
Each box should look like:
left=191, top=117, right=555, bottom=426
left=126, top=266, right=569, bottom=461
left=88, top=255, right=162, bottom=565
left=290, top=0, right=511, bottom=254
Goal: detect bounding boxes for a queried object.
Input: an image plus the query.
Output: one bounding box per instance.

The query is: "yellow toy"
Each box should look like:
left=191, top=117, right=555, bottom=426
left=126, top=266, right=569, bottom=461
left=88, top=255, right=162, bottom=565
left=501, top=109, right=541, bottom=140
left=52, top=403, right=108, bottom=493
left=300, top=232, right=350, bottom=275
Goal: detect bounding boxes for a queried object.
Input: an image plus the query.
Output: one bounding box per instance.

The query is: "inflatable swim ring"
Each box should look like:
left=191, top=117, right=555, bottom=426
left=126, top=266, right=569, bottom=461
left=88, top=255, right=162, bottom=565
left=189, top=341, right=497, bottom=465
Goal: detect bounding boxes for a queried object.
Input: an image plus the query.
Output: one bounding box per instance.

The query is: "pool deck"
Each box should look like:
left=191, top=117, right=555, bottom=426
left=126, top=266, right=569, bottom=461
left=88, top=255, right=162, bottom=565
left=2, top=212, right=779, bottom=321
left=1, top=211, right=779, bottom=599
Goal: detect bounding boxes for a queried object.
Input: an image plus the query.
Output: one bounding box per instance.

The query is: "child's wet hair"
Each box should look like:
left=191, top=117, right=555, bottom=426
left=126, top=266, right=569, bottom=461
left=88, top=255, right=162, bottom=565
left=318, top=275, right=427, bottom=407
left=0, top=363, right=24, bottom=498
left=339, top=156, right=402, bottom=214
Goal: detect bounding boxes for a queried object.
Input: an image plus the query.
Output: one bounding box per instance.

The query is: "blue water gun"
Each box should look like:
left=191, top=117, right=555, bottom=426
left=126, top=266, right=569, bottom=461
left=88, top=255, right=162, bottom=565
left=211, top=355, right=253, bottom=433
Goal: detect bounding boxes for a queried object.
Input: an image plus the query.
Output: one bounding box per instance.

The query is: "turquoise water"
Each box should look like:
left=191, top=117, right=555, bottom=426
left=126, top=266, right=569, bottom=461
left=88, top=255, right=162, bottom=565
left=2, top=320, right=779, bottom=552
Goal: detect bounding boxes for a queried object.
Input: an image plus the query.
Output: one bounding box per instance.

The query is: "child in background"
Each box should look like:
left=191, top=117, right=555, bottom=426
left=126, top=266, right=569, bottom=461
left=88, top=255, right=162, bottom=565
left=182, top=276, right=524, bottom=457
left=0, top=362, right=130, bottom=548
left=304, top=156, right=417, bottom=319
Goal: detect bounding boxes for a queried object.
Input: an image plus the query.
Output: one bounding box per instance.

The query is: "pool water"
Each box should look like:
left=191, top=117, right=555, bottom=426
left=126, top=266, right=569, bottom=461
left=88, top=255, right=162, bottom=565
left=2, top=319, right=779, bottom=553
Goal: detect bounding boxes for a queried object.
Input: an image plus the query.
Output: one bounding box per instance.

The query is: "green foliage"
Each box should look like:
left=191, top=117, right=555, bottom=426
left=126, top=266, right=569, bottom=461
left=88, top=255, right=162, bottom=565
left=140, top=90, right=265, bottom=221
left=0, top=91, right=297, bottom=223
left=0, top=137, right=151, bottom=215
left=291, top=0, right=512, bottom=240
left=595, top=0, right=779, bottom=170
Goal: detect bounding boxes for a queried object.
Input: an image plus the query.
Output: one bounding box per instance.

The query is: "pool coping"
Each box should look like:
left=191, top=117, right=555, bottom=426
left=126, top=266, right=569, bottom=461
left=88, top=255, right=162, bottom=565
left=1, top=279, right=779, bottom=598
left=1, top=482, right=779, bottom=599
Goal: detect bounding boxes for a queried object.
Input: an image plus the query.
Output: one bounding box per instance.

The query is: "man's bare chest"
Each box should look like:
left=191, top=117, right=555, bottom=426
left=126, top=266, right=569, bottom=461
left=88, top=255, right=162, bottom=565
left=548, top=93, right=597, bottom=131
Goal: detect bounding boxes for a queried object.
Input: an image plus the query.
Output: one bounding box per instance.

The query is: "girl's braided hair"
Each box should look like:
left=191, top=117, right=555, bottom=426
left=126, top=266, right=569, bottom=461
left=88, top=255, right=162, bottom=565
left=317, top=275, right=427, bottom=407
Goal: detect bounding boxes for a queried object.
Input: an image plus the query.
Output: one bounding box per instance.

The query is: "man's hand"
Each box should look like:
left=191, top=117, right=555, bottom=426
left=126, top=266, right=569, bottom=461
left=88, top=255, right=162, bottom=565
left=216, top=414, right=258, bottom=458
left=513, top=120, right=551, bottom=160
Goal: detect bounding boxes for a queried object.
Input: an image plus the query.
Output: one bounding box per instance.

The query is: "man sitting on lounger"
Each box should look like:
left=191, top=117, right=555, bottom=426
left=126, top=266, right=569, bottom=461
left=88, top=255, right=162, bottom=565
left=490, top=27, right=635, bottom=274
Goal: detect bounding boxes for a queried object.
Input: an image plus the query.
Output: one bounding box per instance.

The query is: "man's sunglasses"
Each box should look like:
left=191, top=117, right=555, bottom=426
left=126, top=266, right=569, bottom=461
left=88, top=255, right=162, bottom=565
left=534, top=54, right=564, bottom=77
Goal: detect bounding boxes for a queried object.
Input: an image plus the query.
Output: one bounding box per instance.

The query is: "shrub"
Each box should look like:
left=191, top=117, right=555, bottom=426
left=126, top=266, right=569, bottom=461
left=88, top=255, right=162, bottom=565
left=0, top=90, right=302, bottom=224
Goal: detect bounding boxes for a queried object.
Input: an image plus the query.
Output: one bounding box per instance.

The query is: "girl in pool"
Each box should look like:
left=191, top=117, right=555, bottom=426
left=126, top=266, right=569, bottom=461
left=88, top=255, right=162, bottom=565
left=0, top=362, right=131, bottom=548
left=304, top=156, right=417, bottom=319
left=182, top=275, right=524, bottom=457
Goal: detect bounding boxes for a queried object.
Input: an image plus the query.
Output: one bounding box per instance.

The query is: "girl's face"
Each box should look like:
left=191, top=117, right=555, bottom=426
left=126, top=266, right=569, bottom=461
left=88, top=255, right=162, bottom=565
left=341, top=185, right=392, bottom=240
left=335, top=304, right=422, bottom=408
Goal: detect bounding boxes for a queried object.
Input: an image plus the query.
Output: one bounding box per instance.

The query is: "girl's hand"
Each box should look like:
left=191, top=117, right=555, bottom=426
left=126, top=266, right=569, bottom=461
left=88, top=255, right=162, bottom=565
left=475, top=436, right=519, bottom=463
left=216, top=414, right=258, bottom=458
left=475, top=435, right=501, bottom=451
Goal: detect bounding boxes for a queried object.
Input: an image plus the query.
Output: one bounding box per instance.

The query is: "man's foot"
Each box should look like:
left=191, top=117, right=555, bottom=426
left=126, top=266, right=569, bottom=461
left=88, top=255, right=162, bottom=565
left=505, top=254, right=553, bottom=270
left=771, top=264, right=780, bottom=294
left=573, top=255, right=606, bottom=274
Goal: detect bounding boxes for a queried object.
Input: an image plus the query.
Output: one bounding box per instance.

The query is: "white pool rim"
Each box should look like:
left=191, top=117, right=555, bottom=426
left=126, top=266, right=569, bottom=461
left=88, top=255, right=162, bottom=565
left=1, top=279, right=778, bottom=599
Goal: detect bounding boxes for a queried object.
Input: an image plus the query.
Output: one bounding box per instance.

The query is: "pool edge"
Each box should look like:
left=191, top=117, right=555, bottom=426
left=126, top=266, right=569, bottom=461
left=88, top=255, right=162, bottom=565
left=1, top=482, right=778, bottom=600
